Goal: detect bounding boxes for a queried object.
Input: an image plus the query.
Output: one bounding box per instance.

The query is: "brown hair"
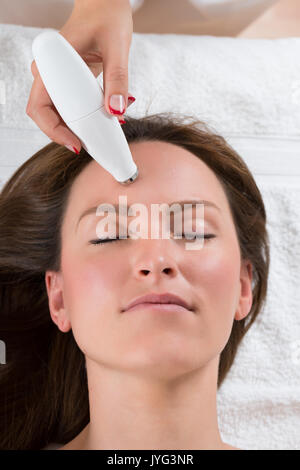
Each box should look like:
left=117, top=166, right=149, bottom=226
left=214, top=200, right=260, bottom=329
left=0, top=112, right=270, bottom=449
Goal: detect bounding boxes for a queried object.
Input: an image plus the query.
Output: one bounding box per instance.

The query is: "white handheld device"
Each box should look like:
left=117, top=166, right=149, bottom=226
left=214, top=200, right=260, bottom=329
left=32, top=30, right=138, bottom=184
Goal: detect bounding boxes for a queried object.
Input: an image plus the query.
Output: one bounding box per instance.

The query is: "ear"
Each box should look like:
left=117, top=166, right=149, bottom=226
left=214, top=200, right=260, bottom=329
left=45, top=270, right=71, bottom=333
left=234, top=259, right=253, bottom=321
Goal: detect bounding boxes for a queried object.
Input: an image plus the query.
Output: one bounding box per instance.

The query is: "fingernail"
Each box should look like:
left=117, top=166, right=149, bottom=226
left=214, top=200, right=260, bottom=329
left=109, top=94, right=125, bottom=115
left=128, top=96, right=136, bottom=103
left=65, top=145, right=80, bottom=155
left=119, top=119, right=126, bottom=125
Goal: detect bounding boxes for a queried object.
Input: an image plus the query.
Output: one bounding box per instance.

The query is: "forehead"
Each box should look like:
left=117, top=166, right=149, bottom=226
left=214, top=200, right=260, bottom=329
left=63, top=140, right=230, bottom=224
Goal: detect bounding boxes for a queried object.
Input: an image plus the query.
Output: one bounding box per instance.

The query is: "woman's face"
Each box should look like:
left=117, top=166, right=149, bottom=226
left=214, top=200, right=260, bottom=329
left=46, top=140, right=252, bottom=381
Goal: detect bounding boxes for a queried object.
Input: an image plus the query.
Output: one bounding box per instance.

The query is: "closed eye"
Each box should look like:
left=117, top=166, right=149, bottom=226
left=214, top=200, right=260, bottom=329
left=90, top=234, right=216, bottom=245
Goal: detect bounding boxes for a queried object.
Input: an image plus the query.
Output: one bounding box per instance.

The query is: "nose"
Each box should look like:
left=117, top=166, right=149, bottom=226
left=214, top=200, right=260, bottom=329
left=132, top=240, right=179, bottom=281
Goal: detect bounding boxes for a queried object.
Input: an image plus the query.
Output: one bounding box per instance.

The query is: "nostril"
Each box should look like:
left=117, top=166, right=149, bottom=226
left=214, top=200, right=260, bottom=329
left=141, top=269, right=150, bottom=275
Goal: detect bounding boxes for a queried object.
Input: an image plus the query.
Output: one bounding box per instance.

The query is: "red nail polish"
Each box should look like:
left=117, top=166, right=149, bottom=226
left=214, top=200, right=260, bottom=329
left=119, top=119, right=126, bottom=125
left=73, top=146, right=80, bottom=155
left=109, top=105, right=126, bottom=115
left=128, top=96, right=136, bottom=103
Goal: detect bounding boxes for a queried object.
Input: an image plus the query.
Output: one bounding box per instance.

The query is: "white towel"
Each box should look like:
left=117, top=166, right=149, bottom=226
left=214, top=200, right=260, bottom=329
left=217, top=181, right=300, bottom=449
left=0, top=23, right=300, bottom=449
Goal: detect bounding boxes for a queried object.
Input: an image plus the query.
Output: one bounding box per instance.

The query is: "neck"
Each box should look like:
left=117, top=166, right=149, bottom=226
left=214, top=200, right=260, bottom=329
left=74, top=356, right=226, bottom=450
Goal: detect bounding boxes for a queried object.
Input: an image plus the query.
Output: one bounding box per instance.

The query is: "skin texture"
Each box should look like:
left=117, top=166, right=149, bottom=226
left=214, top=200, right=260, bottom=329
left=45, top=140, right=252, bottom=450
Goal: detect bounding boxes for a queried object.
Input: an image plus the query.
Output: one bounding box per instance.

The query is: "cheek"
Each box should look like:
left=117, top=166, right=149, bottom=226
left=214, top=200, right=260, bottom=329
left=196, top=246, right=240, bottom=299
left=60, top=248, right=123, bottom=329
left=187, top=240, right=241, bottom=346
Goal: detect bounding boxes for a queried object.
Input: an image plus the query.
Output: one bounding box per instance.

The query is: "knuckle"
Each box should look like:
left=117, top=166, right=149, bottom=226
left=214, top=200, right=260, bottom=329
left=107, top=66, right=127, bottom=82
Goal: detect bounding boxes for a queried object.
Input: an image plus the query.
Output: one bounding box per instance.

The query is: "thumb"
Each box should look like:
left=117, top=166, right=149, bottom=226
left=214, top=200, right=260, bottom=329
left=102, top=45, right=130, bottom=117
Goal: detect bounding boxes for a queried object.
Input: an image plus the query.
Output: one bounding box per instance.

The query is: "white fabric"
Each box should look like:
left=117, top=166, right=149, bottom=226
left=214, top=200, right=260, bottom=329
left=1, top=23, right=300, bottom=450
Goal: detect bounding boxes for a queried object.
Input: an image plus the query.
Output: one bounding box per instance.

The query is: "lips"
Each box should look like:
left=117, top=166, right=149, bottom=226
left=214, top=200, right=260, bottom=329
left=122, top=292, right=193, bottom=313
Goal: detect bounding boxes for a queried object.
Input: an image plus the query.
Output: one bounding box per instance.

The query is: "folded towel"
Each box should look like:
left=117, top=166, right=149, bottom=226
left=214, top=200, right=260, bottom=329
left=218, top=181, right=300, bottom=449
left=123, top=32, right=300, bottom=138
left=1, top=24, right=300, bottom=137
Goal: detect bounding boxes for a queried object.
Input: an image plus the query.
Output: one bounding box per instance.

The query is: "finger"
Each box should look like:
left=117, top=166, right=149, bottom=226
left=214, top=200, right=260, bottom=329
left=100, top=31, right=131, bottom=118
left=127, top=93, right=136, bottom=106
left=117, top=93, right=135, bottom=124
left=26, top=72, right=81, bottom=150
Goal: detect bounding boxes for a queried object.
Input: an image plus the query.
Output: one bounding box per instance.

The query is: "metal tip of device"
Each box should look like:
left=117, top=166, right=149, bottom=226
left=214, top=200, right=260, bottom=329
left=120, top=168, right=139, bottom=185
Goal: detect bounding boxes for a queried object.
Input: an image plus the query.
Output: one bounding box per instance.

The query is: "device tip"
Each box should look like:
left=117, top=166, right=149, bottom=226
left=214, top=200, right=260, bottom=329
left=120, top=168, right=139, bottom=185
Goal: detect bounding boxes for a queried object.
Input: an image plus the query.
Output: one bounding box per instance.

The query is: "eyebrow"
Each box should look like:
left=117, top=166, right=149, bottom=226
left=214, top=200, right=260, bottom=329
left=76, top=199, right=221, bottom=232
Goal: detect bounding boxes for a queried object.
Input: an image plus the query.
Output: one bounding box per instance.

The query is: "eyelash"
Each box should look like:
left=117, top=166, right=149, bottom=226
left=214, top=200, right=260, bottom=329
left=90, top=234, right=216, bottom=245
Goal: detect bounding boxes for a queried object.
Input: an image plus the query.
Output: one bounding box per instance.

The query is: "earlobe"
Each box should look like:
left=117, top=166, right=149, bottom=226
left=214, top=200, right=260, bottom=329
left=45, top=270, right=71, bottom=332
left=234, top=260, right=253, bottom=321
